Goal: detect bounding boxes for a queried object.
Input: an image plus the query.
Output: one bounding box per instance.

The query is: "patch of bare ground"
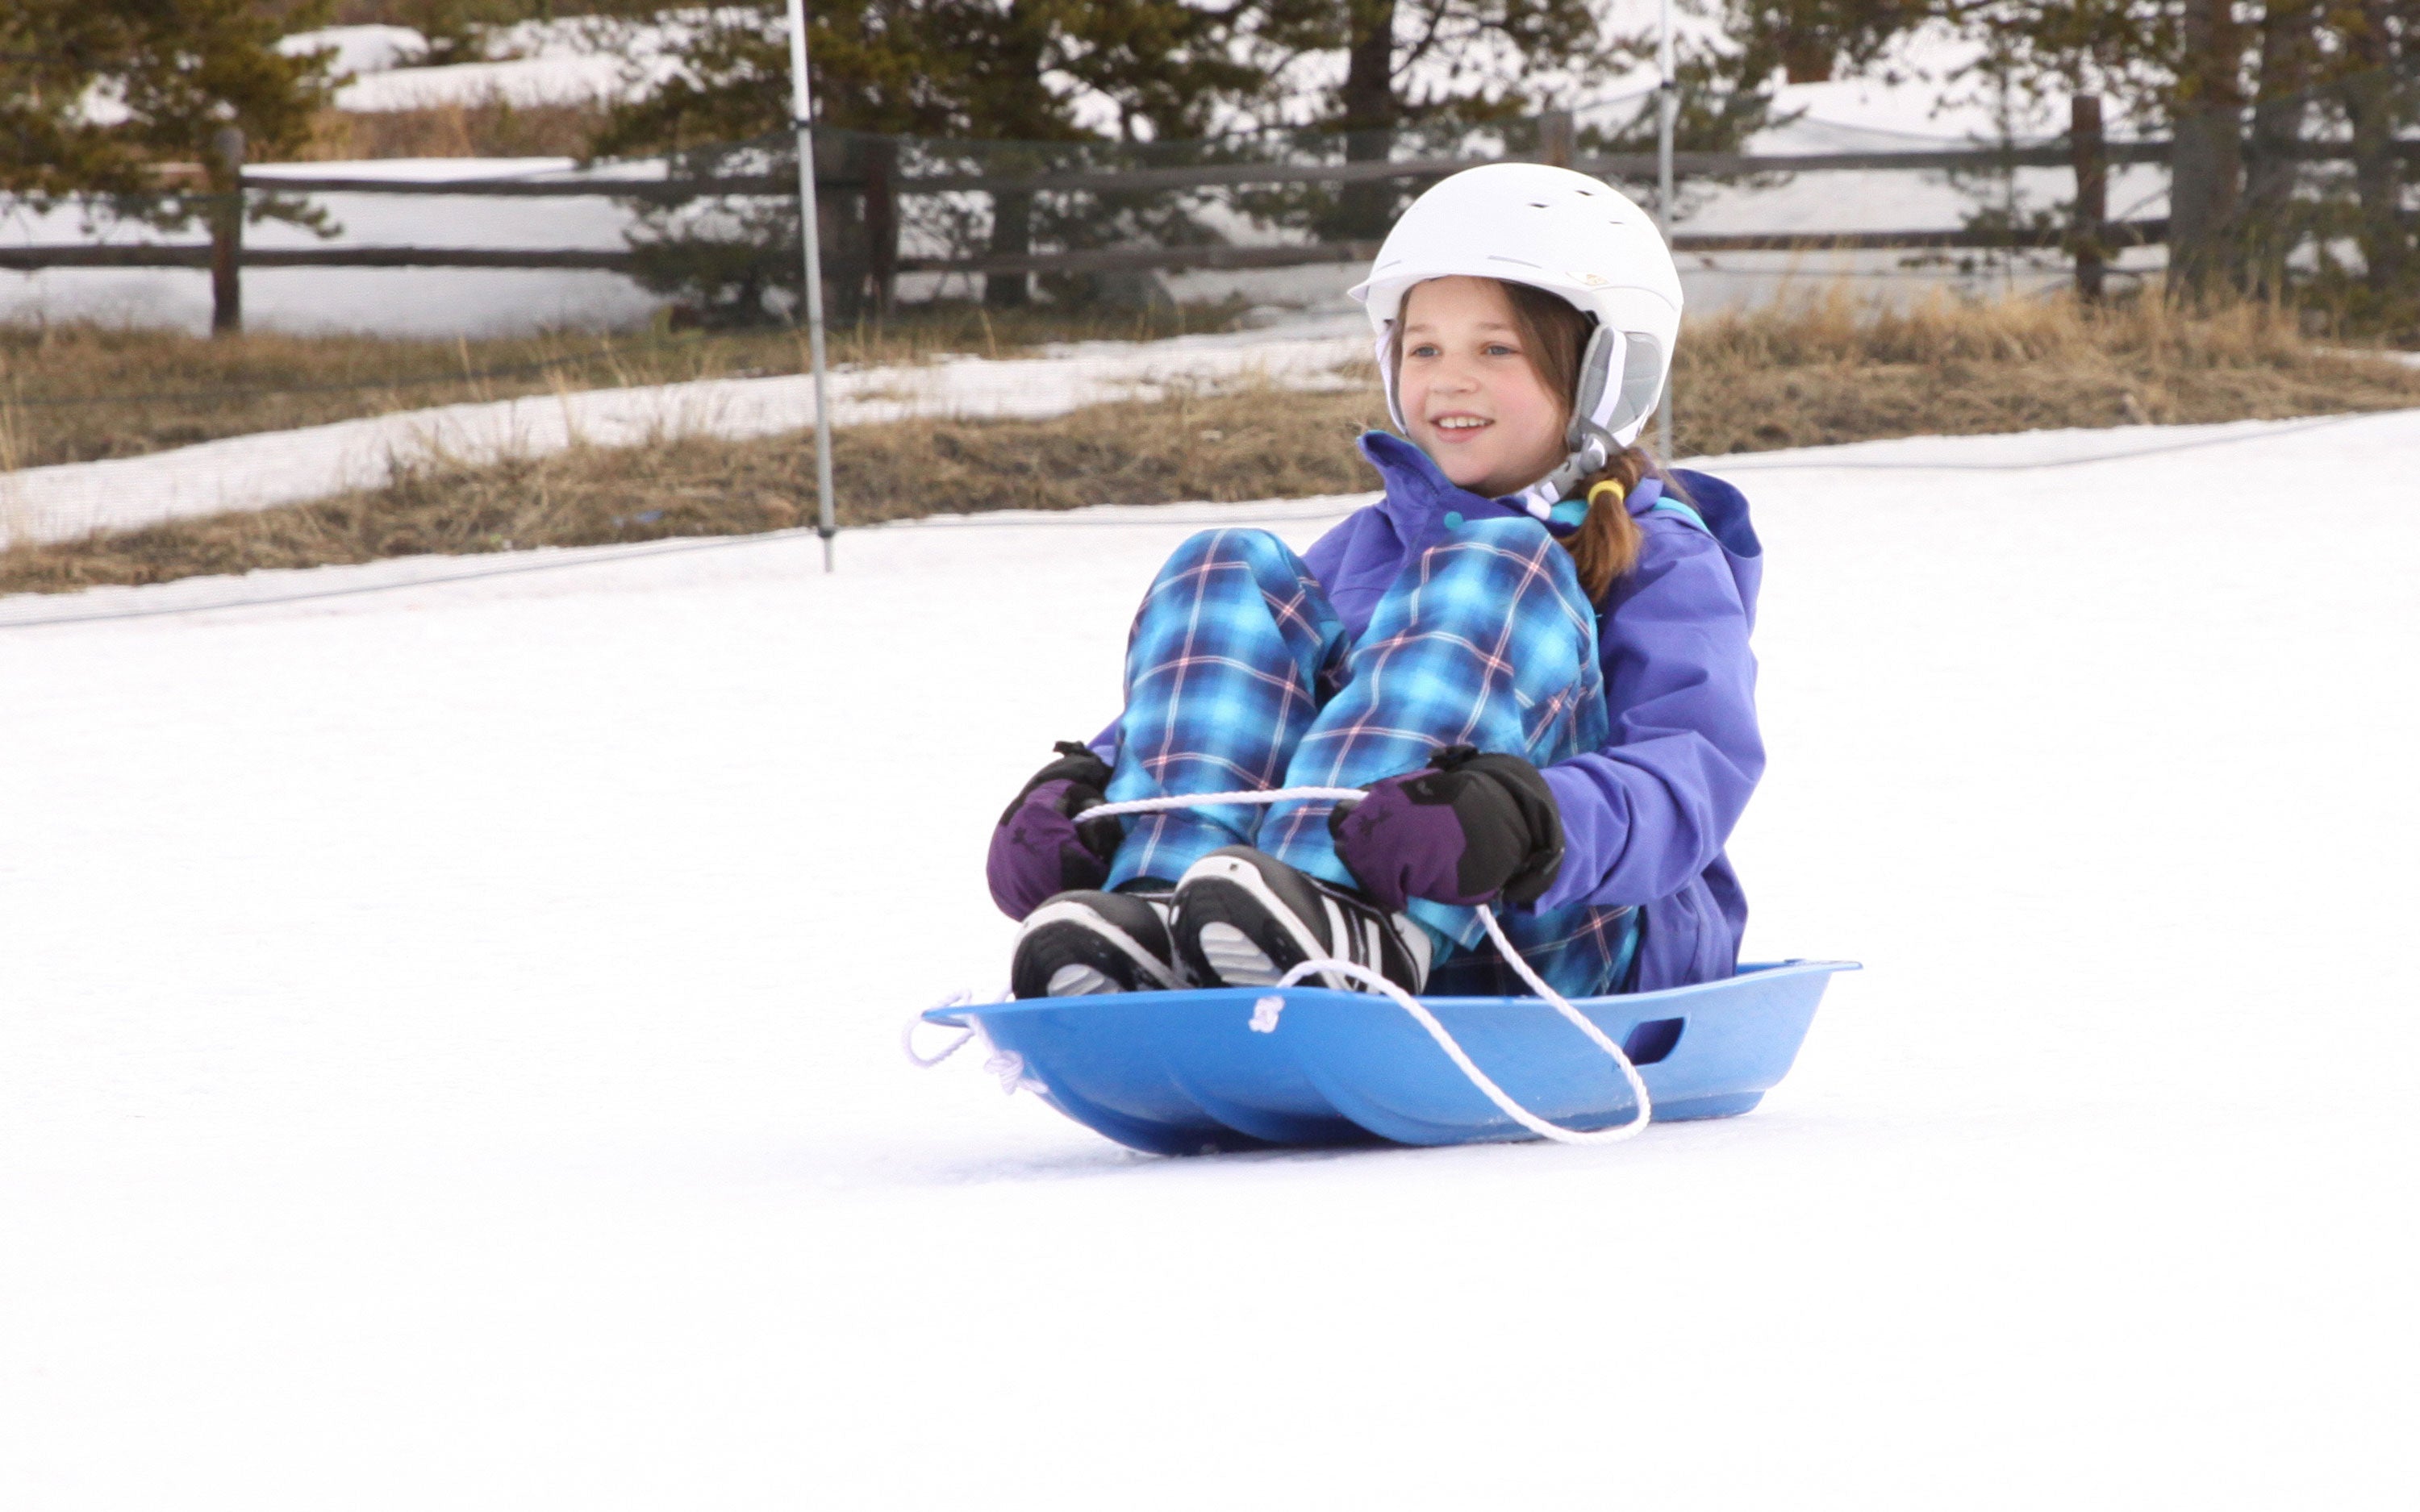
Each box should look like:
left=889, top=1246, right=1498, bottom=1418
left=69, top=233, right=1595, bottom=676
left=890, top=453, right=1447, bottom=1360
left=10, top=292, right=2420, bottom=596
left=292, top=97, right=615, bottom=161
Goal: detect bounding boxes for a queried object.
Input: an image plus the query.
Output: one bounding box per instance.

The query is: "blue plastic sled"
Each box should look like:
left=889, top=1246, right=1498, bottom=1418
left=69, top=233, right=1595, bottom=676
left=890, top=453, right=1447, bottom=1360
left=924, top=959, right=1857, bottom=1155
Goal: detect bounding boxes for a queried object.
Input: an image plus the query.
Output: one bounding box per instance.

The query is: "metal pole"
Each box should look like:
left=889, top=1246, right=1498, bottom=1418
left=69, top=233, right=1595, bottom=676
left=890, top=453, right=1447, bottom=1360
left=1655, top=0, right=1676, bottom=460
left=786, top=0, right=837, bottom=572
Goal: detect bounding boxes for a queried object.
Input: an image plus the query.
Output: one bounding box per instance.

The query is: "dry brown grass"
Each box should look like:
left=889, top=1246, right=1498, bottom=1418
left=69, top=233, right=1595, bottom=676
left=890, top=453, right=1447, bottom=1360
left=0, top=302, right=1245, bottom=470
left=1669, top=290, right=2420, bottom=454
left=290, top=98, right=616, bottom=161
left=10, top=289, right=2420, bottom=597
left=0, top=385, right=1391, bottom=594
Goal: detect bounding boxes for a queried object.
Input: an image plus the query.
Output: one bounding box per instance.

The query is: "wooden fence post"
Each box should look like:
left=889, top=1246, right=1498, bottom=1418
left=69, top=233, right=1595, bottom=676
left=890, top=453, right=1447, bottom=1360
left=2069, top=94, right=2107, bottom=302
left=1539, top=110, right=1574, bottom=169
left=210, top=126, right=245, bottom=335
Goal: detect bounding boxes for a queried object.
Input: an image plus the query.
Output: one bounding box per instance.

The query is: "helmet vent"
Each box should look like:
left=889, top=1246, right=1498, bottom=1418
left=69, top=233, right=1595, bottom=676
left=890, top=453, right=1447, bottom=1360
left=1485, top=254, right=1542, bottom=269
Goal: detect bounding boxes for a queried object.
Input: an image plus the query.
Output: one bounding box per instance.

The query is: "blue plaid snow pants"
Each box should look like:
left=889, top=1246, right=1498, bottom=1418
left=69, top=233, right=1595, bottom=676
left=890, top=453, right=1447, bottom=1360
left=1101, top=523, right=1639, bottom=998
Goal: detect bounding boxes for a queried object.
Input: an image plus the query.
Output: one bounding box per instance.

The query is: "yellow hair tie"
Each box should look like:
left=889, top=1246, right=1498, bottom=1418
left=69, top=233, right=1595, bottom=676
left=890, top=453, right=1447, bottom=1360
left=1587, top=479, right=1628, bottom=510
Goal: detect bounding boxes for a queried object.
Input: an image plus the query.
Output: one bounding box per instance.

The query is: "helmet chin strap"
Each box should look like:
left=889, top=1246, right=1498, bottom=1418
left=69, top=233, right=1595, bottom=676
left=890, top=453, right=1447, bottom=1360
left=1526, top=323, right=1629, bottom=512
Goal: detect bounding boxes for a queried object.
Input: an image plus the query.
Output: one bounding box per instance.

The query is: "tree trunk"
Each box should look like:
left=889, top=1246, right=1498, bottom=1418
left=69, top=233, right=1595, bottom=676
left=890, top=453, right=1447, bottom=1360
left=2071, top=94, right=2108, bottom=302
left=981, top=2, right=1055, bottom=310
left=1780, top=2, right=1834, bottom=84
left=208, top=126, right=244, bottom=335
left=986, top=188, right=1033, bottom=309
left=811, top=130, right=866, bottom=323
left=1538, top=110, right=1573, bottom=168
left=2342, top=0, right=2405, bottom=296
left=2168, top=0, right=2244, bottom=302
left=1333, top=0, right=1398, bottom=240
left=865, top=135, right=898, bottom=317
left=2241, top=0, right=2318, bottom=298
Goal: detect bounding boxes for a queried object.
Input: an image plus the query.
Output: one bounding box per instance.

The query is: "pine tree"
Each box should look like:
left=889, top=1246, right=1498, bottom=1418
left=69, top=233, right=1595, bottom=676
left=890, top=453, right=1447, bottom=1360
left=3, top=0, right=340, bottom=330
left=592, top=0, right=1275, bottom=317
left=2, top=4, right=152, bottom=201
left=1252, top=0, right=1606, bottom=235
left=1721, top=0, right=1927, bottom=84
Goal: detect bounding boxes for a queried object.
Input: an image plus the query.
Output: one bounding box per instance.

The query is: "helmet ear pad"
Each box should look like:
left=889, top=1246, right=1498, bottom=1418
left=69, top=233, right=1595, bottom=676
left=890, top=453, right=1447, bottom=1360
left=1567, top=321, right=1619, bottom=452
left=1610, top=331, right=1667, bottom=447
left=1569, top=322, right=1667, bottom=453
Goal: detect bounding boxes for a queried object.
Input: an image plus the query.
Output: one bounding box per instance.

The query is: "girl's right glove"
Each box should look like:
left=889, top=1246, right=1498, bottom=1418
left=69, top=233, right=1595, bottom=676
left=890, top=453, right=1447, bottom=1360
left=986, top=742, right=1124, bottom=919
left=1328, top=744, right=1565, bottom=912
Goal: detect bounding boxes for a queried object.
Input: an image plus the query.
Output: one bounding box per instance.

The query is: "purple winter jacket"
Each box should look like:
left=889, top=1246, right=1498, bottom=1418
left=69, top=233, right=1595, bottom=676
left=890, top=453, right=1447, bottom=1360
left=1301, top=433, right=1763, bottom=989
left=1099, top=431, right=1765, bottom=990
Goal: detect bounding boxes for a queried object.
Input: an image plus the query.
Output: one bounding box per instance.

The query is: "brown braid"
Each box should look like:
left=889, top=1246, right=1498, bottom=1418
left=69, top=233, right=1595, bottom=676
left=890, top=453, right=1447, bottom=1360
left=1493, top=281, right=1661, bottom=602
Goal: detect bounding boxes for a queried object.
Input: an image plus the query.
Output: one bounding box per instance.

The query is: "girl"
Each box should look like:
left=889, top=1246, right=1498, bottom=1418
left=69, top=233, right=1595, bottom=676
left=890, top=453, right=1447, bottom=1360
left=986, top=164, right=1763, bottom=1002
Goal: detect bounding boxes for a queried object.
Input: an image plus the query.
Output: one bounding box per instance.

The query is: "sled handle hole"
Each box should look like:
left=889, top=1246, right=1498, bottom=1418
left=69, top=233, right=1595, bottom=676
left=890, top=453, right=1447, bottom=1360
left=1621, top=1018, right=1684, bottom=1066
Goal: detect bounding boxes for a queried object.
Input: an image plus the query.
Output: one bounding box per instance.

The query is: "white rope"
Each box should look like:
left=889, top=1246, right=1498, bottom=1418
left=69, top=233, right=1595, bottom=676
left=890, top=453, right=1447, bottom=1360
left=901, top=989, right=980, bottom=1067
left=1081, top=787, right=1368, bottom=819
left=1077, top=784, right=1654, bottom=1143
left=1269, top=943, right=1650, bottom=1145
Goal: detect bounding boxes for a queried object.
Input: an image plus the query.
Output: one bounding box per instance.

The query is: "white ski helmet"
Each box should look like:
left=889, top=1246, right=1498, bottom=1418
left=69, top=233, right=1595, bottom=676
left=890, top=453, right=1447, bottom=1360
left=1350, top=162, right=1684, bottom=499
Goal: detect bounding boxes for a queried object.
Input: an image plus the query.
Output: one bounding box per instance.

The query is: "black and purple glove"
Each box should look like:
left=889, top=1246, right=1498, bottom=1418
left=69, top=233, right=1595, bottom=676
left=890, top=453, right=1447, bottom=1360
left=1328, top=744, right=1565, bottom=912
left=986, top=742, right=1124, bottom=919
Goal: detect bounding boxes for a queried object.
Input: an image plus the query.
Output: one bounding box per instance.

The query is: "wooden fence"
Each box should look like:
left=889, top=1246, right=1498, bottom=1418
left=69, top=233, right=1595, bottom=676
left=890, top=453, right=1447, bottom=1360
left=0, top=111, right=2313, bottom=315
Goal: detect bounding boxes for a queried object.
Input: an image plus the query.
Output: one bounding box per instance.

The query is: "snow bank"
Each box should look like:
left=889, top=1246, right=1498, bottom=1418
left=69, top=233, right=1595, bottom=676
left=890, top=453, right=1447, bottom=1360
left=277, top=23, right=429, bottom=80
left=2, top=413, right=2412, bottom=1507
left=0, top=323, right=1368, bottom=548
left=281, top=17, right=691, bottom=110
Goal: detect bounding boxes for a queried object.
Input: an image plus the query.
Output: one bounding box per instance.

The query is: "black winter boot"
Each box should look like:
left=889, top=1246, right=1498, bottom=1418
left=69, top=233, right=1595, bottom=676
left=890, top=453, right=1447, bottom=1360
left=1170, top=846, right=1432, bottom=994
left=1010, top=885, right=1188, bottom=999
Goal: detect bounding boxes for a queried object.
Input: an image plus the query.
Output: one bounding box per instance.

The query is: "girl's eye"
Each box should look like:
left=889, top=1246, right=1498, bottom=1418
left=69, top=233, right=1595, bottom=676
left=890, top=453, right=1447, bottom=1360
left=1408, top=343, right=1441, bottom=358
left=1484, top=343, right=1517, bottom=356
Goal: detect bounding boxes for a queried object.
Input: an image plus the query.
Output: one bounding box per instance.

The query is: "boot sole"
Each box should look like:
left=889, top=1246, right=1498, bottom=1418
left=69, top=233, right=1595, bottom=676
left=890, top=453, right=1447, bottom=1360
left=1173, top=849, right=1361, bottom=991
left=1011, top=894, right=1183, bottom=999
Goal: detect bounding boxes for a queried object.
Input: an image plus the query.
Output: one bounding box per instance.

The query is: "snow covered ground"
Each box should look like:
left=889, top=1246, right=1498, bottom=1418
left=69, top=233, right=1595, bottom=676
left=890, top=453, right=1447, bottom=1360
left=3, top=411, right=2414, bottom=1507
left=0, top=322, right=1366, bottom=548
left=280, top=19, right=688, bottom=112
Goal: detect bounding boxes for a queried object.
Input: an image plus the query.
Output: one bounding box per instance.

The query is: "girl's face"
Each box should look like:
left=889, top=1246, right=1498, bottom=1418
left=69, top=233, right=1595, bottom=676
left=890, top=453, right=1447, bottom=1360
left=1396, top=276, right=1570, bottom=498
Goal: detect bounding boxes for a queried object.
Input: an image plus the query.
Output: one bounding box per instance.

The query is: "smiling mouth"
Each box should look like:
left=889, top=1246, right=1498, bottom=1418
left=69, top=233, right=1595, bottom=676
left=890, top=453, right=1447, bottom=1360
left=1429, top=415, right=1491, bottom=434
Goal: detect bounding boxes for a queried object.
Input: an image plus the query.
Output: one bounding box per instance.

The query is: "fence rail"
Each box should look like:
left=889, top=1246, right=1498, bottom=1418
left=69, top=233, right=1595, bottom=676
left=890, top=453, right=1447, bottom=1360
left=231, top=144, right=2142, bottom=199
left=0, top=219, right=2171, bottom=279
left=226, top=135, right=2420, bottom=200
left=12, top=114, right=2386, bottom=316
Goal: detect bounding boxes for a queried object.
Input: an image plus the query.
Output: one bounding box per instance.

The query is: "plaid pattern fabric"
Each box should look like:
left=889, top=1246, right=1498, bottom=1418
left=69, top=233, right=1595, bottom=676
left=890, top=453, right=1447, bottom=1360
left=1104, top=529, right=1349, bottom=889
left=1104, top=523, right=1636, bottom=998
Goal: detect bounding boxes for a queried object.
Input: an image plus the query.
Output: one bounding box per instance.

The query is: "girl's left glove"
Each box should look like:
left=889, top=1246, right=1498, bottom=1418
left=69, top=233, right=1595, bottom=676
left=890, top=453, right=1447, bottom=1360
left=987, top=742, right=1124, bottom=919
left=1328, top=744, right=1565, bottom=912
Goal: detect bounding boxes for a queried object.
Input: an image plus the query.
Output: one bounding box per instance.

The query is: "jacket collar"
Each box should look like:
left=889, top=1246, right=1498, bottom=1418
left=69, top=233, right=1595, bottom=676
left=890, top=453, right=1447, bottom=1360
left=1358, top=431, right=1671, bottom=539
left=1358, top=431, right=1544, bottom=539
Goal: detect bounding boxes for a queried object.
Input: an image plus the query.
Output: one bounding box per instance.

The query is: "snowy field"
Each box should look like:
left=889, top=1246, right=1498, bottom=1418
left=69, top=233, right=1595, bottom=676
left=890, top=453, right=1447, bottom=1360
left=4, top=413, right=2416, bottom=1508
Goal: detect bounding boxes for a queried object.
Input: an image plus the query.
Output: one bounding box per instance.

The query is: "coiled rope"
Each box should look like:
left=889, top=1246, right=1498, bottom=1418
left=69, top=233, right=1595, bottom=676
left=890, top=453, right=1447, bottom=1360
left=907, top=785, right=1653, bottom=1144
